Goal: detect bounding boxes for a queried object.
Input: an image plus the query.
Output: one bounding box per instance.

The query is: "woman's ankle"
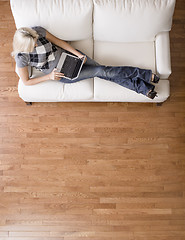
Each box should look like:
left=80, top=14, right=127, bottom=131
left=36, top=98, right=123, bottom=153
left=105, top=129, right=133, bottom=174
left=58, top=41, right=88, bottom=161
left=151, top=73, right=160, bottom=83
left=151, top=73, right=155, bottom=83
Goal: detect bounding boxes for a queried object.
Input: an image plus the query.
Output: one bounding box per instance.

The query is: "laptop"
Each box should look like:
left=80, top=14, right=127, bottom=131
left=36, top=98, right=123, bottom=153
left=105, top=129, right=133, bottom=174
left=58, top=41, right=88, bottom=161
left=56, top=52, right=85, bottom=80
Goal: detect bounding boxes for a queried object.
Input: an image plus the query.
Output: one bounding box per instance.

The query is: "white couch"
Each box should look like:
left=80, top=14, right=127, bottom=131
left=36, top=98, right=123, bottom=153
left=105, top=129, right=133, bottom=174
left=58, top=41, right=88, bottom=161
left=10, top=0, right=176, bottom=103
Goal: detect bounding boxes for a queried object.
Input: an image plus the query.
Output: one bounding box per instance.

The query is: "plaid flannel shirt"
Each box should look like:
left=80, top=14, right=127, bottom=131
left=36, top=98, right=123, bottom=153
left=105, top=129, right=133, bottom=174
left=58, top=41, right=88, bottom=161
left=15, top=27, right=62, bottom=74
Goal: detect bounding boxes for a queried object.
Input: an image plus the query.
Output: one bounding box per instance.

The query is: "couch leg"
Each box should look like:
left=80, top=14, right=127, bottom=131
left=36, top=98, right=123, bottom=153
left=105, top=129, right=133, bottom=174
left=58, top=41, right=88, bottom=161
left=25, top=102, right=32, bottom=106
left=156, top=103, right=163, bottom=106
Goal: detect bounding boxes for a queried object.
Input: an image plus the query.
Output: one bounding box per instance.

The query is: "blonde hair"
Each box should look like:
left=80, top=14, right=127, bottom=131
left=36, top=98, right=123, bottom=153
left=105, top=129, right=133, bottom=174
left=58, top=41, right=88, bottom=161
left=11, top=27, right=39, bottom=57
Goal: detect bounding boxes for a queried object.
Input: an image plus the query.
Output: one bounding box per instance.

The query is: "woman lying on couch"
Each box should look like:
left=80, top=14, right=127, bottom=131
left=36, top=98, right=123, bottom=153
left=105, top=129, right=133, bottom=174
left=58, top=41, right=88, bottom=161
left=12, top=26, right=160, bottom=99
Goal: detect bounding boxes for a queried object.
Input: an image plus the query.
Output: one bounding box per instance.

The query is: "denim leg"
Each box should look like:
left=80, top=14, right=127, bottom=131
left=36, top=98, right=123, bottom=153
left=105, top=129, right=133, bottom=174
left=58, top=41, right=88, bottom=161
left=101, top=66, right=152, bottom=83
left=77, top=49, right=100, bottom=67
left=133, top=67, right=153, bottom=83
left=98, top=66, right=155, bottom=96
left=85, top=56, right=100, bottom=67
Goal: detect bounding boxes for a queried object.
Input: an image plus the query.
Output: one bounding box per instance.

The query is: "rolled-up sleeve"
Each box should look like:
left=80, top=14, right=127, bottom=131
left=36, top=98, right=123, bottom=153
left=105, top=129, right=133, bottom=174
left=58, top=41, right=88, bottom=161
left=15, top=53, right=29, bottom=68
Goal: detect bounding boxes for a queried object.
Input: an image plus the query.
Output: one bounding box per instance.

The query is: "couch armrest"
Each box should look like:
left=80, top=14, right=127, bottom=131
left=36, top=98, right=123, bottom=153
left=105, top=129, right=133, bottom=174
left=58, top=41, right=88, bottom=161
left=155, top=32, right=172, bottom=79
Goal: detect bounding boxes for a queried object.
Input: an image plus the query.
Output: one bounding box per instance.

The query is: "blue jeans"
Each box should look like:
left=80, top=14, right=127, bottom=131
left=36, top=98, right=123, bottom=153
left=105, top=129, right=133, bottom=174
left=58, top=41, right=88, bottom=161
left=60, top=51, right=154, bottom=96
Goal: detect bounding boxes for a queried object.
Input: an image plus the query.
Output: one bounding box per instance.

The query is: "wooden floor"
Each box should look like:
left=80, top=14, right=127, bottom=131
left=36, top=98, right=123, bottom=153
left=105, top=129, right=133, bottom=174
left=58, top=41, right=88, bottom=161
left=0, top=0, right=185, bottom=239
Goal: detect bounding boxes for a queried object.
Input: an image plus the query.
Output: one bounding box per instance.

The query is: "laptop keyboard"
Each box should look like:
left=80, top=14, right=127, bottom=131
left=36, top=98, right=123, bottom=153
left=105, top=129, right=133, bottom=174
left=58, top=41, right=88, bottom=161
left=61, top=55, right=82, bottom=79
left=72, top=59, right=82, bottom=78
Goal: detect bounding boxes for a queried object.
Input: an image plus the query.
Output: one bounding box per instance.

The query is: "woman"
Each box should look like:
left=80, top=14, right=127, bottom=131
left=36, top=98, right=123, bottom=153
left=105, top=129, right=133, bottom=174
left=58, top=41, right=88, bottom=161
left=12, top=26, right=160, bottom=99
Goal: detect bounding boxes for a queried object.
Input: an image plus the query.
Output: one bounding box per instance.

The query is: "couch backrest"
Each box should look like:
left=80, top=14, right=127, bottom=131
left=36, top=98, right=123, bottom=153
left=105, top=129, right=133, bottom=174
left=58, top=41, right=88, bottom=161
left=10, top=0, right=93, bottom=41
left=11, top=0, right=176, bottom=43
left=93, top=0, right=176, bottom=42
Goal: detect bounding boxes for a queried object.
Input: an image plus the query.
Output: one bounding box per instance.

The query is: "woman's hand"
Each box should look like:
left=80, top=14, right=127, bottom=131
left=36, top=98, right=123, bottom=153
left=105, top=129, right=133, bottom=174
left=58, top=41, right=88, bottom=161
left=78, top=54, right=87, bottom=63
left=49, top=68, right=64, bottom=80
left=77, top=53, right=84, bottom=59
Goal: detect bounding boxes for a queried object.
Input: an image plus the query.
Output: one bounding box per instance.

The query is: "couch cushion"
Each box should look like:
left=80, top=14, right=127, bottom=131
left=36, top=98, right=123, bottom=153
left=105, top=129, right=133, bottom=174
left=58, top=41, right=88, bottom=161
left=71, top=39, right=93, bottom=58
left=94, top=78, right=170, bottom=103
left=94, top=41, right=156, bottom=72
left=93, top=0, right=176, bottom=42
left=10, top=0, right=93, bottom=41
left=18, top=78, right=94, bottom=102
